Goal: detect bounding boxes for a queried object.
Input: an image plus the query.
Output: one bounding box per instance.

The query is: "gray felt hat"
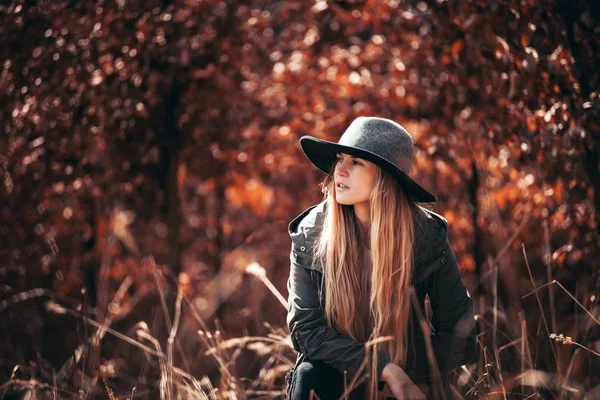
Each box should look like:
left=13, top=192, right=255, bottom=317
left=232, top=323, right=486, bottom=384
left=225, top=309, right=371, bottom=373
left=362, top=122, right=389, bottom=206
left=300, top=116, right=436, bottom=203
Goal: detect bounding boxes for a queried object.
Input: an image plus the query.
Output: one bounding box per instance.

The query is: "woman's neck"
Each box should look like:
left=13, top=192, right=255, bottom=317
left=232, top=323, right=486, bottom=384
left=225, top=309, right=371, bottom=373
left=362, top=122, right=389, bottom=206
left=354, top=203, right=370, bottom=231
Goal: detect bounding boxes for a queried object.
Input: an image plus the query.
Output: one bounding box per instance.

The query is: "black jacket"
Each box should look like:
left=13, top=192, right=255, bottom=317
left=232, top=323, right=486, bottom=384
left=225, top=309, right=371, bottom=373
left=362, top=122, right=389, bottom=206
left=286, top=201, right=477, bottom=387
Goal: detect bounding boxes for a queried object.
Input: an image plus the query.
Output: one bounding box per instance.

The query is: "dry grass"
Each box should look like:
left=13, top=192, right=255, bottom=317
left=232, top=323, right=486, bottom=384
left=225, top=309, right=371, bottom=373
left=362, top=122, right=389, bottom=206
left=1, top=235, right=598, bottom=399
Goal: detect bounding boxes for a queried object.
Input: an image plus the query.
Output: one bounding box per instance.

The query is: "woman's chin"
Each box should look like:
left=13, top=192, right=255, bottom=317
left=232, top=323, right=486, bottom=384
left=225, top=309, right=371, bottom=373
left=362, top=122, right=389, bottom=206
left=334, top=197, right=354, bottom=205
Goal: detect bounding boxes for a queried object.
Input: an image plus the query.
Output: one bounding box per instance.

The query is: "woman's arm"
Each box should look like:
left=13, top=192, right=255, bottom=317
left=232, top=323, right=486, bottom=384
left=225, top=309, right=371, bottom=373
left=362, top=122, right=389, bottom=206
left=381, top=363, right=426, bottom=400
left=286, top=243, right=391, bottom=384
left=411, top=238, right=478, bottom=379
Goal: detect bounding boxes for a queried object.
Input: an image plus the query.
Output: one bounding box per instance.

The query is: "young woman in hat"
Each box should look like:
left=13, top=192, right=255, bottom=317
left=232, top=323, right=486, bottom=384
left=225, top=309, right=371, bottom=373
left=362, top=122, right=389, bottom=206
left=285, top=117, right=477, bottom=400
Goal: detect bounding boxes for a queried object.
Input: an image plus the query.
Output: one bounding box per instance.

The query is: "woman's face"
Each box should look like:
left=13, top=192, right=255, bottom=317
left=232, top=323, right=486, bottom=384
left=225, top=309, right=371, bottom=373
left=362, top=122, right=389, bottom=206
left=333, top=153, right=378, bottom=206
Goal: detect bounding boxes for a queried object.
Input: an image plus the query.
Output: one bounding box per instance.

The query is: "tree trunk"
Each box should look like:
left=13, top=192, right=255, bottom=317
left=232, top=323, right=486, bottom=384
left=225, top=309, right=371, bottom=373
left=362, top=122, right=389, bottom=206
left=469, top=159, right=485, bottom=293
left=164, top=82, right=182, bottom=276
left=557, top=0, right=600, bottom=234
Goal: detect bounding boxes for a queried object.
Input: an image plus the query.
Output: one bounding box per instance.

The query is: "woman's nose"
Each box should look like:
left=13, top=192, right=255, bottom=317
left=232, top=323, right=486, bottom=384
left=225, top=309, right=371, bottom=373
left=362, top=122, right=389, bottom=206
left=335, top=162, right=349, bottom=177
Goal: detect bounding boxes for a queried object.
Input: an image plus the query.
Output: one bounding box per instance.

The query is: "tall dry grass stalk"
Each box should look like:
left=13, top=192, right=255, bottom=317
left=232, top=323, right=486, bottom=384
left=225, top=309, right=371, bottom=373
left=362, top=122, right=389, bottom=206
left=549, top=333, right=600, bottom=357
left=337, top=335, right=395, bottom=400
left=409, top=286, right=446, bottom=400
left=42, top=289, right=214, bottom=398
left=143, top=256, right=229, bottom=399
left=522, top=243, right=559, bottom=373
left=166, top=289, right=183, bottom=399
left=245, top=262, right=288, bottom=310
left=54, top=276, right=133, bottom=385
left=543, top=220, right=558, bottom=341
left=488, top=255, right=507, bottom=400
left=522, top=280, right=600, bottom=325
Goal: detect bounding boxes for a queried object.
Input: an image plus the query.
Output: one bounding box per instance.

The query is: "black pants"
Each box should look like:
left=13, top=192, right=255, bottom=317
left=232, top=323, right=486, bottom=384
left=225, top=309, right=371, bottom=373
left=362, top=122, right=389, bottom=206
left=287, top=360, right=381, bottom=400
left=285, top=360, right=441, bottom=400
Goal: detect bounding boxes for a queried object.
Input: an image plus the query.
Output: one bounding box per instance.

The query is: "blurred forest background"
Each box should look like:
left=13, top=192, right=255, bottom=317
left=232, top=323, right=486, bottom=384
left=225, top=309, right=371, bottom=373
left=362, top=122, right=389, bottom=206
left=1, top=0, right=599, bottom=398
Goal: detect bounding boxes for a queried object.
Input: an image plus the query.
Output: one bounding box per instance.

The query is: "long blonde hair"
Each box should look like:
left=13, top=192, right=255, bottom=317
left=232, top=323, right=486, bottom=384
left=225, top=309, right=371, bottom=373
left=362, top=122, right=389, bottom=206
left=314, top=166, right=419, bottom=391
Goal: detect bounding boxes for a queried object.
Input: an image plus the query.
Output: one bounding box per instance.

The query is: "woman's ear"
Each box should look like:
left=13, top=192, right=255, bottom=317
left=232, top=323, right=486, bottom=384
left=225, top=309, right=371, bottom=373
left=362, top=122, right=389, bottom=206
left=319, top=174, right=333, bottom=196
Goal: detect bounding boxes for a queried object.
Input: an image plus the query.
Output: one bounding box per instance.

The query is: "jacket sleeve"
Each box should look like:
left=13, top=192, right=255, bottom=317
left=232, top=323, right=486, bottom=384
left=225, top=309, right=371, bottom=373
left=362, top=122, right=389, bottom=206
left=411, top=237, right=478, bottom=379
left=286, top=242, right=391, bottom=383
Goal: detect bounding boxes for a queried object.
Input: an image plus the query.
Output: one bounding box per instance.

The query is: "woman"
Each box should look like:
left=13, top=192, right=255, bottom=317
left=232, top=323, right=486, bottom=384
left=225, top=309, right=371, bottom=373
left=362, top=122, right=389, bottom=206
left=285, top=117, right=477, bottom=400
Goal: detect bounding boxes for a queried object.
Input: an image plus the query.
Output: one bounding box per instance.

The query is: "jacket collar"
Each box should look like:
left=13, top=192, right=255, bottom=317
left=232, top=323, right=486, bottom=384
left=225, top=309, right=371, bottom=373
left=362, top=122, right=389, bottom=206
left=288, top=200, right=449, bottom=284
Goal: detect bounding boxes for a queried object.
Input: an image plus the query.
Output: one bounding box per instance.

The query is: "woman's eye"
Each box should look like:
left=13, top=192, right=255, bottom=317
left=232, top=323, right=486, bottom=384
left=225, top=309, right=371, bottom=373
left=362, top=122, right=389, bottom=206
left=336, top=157, right=343, bottom=163
left=353, top=160, right=362, bottom=166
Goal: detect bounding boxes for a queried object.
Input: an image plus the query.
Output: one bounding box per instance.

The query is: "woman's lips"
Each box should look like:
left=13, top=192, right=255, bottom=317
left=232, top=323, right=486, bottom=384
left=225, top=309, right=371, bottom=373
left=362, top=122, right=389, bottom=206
left=336, top=182, right=350, bottom=189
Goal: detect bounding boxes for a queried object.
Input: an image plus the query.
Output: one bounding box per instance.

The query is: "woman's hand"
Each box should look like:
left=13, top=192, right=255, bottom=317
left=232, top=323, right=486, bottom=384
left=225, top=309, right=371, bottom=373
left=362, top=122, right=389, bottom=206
left=380, top=363, right=426, bottom=400
left=376, top=382, right=395, bottom=399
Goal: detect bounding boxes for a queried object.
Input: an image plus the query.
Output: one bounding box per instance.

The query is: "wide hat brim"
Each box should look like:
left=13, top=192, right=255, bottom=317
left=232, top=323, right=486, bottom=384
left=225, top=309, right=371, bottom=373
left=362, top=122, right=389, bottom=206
left=300, top=136, right=437, bottom=203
